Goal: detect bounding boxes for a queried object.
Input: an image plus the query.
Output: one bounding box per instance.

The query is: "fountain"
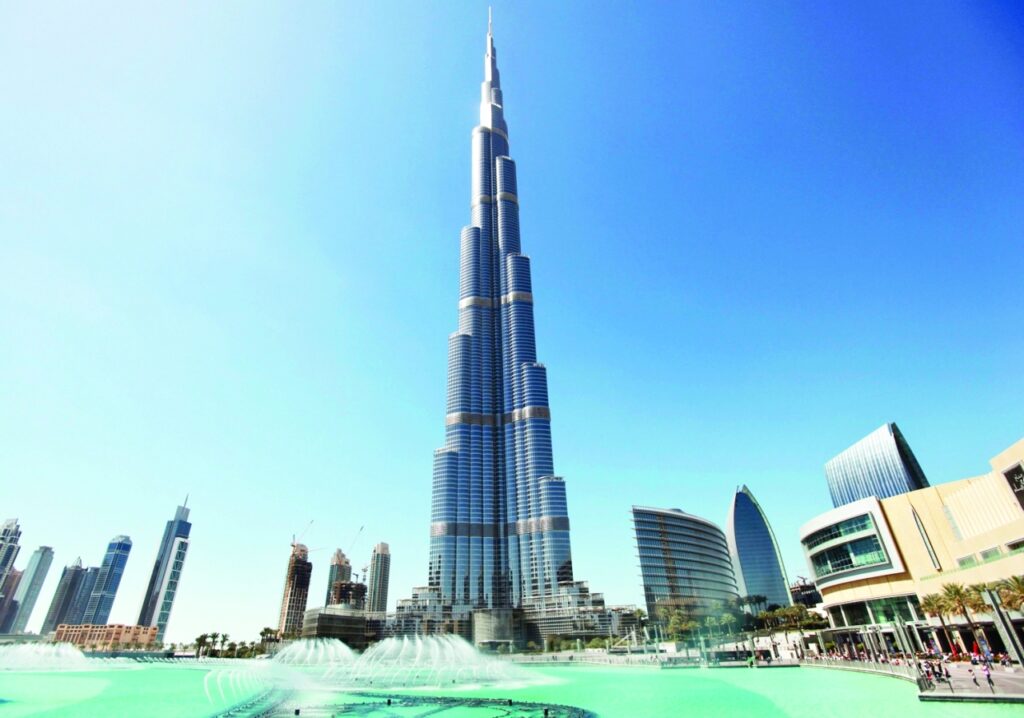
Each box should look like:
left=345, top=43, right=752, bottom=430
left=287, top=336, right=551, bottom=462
left=0, top=642, right=89, bottom=671
left=272, top=637, right=355, bottom=666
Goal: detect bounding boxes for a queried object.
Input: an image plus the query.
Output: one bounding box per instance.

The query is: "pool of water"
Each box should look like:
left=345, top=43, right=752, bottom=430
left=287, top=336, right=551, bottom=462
left=1, top=662, right=1020, bottom=717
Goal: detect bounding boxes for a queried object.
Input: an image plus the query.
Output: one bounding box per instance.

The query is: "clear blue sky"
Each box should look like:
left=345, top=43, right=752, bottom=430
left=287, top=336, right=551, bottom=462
left=1, top=1, right=1021, bottom=644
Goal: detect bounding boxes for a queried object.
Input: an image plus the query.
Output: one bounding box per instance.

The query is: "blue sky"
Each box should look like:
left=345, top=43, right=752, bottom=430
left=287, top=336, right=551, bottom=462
left=1, top=1, right=1022, bottom=644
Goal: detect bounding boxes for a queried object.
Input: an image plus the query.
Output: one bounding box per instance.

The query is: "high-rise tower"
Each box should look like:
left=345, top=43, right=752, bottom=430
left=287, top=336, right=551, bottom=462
left=138, top=503, right=191, bottom=642
left=82, top=535, right=132, bottom=625
left=325, top=549, right=352, bottom=605
left=41, top=558, right=86, bottom=634
left=725, top=486, right=791, bottom=609
left=427, top=14, right=573, bottom=613
left=0, top=519, right=21, bottom=585
left=366, top=542, right=391, bottom=613
left=277, top=543, right=312, bottom=638
left=825, top=423, right=929, bottom=507
left=9, top=546, right=54, bottom=633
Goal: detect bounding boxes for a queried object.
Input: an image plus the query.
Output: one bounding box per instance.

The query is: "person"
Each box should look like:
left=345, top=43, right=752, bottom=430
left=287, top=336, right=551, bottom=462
left=982, top=663, right=995, bottom=692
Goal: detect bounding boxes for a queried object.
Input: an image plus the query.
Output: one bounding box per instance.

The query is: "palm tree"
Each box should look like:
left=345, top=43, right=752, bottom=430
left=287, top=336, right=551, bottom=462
left=919, top=593, right=956, bottom=654
left=195, top=633, right=209, bottom=658
left=220, top=633, right=230, bottom=655
left=942, top=582, right=987, bottom=653
left=998, top=575, right=1024, bottom=612
left=209, top=632, right=220, bottom=657
left=719, top=612, right=736, bottom=638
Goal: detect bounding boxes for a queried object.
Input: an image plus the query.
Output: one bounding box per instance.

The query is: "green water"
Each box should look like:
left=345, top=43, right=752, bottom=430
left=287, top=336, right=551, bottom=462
left=2, top=663, right=1020, bottom=717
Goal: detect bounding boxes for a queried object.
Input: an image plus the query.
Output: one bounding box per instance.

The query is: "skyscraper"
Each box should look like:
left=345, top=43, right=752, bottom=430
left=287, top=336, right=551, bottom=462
left=66, top=566, right=99, bottom=626
left=0, top=519, right=21, bottom=585
left=427, top=14, right=573, bottom=613
left=725, top=486, right=791, bottom=609
left=0, top=570, right=22, bottom=633
left=9, top=546, right=54, bottom=633
left=41, top=558, right=86, bottom=634
left=632, top=506, right=739, bottom=621
left=277, top=543, right=312, bottom=638
left=82, top=535, right=132, bottom=625
left=825, top=423, right=929, bottom=508
left=366, top=542, right=391, bottom=613
left=325, top=549, right=352, bottom=605
left=138, top=503, right=191, bottom=642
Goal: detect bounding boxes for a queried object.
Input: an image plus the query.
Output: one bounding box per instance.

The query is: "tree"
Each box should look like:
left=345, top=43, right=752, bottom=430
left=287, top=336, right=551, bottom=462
left=919, top=594, right=955, bottom=654
left=998, top=575, right=1024, bottom=612
left=227, top=641, right=238, bottom=658
left=220, top=633, right=230, bottom=655
left=719, top=612, right=736, bottom=637
left=195, top=633, right=209, bottom=658
left=209, top=633, right=220, bottom=657
left=941, top=583, right=987, bottom=652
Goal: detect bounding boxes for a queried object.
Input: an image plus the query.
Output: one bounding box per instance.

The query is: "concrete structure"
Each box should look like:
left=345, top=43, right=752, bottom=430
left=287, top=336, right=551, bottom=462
left=41, top=558, right=87, bottom=634
left=54, top=623, right=157, bottom=651
left=324, top=549, right=352, bottom=605
left=825, top=423, right=929, bottom=508
left=83, top=536, right=132, bottom=625
left=726, top=485, right=791, bottom=609
left=138, top=503, right=191, bottom=642
left=277, top=543, right=312, bottom=638
left=329, top=580, right=367, bottom=610
left=790, top=578, right=823, bottom=608
left=9, top=546, right=54, bottom=633
left=301, top=605, right=373, bottom=650
left=632, top=506, right=739, bottom=621
left=366, top=543, right=390, bottom=613
left=800, top=437, right=1024, bottom=656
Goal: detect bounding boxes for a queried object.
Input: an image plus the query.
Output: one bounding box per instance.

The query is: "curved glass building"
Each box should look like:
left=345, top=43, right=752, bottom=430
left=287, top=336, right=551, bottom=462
left=427, top=18, right=573, bottom=610
left=825, top=423, right=929, bottom=508
left=632, top=506, right=738, bottom=620
left=726, top=486, right=791, bottom=608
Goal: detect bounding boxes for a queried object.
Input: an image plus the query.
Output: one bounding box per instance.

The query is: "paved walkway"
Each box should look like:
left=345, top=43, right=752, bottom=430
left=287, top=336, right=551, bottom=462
left=924, top=661, right=1024, bottom=697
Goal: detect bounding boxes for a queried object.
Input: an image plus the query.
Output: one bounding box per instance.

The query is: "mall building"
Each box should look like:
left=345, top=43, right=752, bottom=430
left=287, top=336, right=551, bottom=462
left=799, top=438, right=1024, bottom=656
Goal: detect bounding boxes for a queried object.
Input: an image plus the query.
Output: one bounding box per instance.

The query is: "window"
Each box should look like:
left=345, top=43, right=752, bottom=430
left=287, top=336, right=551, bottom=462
left=979, top=547, right=1002, bottom=562
left=811, top=536, right=888, bottom=578
left=956, top=555, right=978, bottom=569
left=804, top=514, right=875, bottom=550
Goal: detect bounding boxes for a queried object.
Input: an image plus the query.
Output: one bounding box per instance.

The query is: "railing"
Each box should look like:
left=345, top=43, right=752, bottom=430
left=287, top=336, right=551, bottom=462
left=799, top=657, right=923, bottom=684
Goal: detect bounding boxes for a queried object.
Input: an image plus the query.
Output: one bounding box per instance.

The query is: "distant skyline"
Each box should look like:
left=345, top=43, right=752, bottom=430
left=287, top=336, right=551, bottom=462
left=2, top=2, right=1022, bottom=643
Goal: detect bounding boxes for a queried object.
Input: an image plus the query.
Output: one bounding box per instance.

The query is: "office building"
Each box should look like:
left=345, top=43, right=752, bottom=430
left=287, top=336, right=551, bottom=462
left=325, top=549, right=352, bottom=605
left=9, top=546, right=54, bottom=633
left=41, top=558, right=87, bottom=634
left=825, top=423, right=929, bottom=508
left=138, top=503, right=191, bottom=642
left=66, top=566, right=100, bottom=626
left=53, top=623, right=157, bottom=651
left=366, top=542, right=390, bottom=613
left=632, top=506, right=739, bottom=621
left=800, top=437, right=1024, bottom=656
left=82, top=536, right=132, bottom=625
left=726, top=486, right=791, bottom=609
left=277, top=543, right=312, bottom=638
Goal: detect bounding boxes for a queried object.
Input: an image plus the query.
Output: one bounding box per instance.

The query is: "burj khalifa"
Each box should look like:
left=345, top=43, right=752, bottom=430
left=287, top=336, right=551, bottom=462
left=427, top=15, right=574, bottom=613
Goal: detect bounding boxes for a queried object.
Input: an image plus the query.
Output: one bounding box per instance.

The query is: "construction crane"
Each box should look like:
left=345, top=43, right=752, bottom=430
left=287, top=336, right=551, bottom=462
left=292, top=520, right=314, bottom=548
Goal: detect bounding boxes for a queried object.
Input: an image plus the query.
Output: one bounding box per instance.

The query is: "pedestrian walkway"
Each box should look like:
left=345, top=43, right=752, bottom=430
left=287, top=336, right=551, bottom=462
left=922, top=661, right=1024, bottom=699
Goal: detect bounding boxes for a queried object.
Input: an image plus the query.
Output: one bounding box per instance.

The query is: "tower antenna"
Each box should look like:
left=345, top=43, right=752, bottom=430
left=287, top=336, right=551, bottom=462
left=488, top=6, right=492, bottom=35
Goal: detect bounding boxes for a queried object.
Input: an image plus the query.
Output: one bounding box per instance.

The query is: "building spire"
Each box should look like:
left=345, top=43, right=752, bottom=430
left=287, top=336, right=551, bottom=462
left=488, top=6, right=493, bottom=36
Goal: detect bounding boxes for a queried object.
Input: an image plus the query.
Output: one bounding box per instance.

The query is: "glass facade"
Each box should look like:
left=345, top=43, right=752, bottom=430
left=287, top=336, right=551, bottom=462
left=726, top=486, right=791, bottom=608
left=366, top=543, right=391, bottom=613
left=82, top=536, right=132, bottom=625
left=10, top=546, right=54, bottom=633
left=803, top=514, right=875, bottom=550
left=138, top=504, right=191, bottom=642
left=427, top=23, right=573, bottom=611
left=632, top=506, right=739, bottom=619
left=825, top=423, right=929, bottom=508
left=810, top=535, right=888, bottom=578
left=41, top=558, right=86, bottom=634
left=828, top=595, right=920, bottom=627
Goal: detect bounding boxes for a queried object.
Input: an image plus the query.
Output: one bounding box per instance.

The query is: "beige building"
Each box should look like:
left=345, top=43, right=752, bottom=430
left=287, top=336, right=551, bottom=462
left=799, top=438, right=1024, bottom=654
left=53, top=623, right=158, bottom=651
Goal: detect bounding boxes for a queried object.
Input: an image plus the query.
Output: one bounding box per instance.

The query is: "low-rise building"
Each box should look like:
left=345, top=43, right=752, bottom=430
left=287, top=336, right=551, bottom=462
left=53, top=623, right=158, bottom=651
left=799, top=438, right=1024, bottom=657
